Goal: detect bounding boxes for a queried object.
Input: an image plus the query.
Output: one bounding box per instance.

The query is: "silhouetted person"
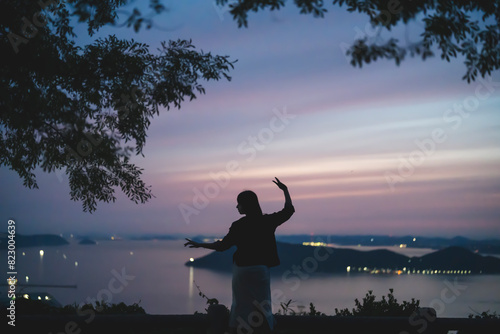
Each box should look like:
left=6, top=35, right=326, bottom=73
left=185, top=177, right=294, bottom=334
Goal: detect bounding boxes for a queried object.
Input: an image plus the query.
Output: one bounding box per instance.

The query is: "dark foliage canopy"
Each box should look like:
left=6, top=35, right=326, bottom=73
left=216, top=0, right=500, bottom=82
left=1, top=0, right=234, bottom=212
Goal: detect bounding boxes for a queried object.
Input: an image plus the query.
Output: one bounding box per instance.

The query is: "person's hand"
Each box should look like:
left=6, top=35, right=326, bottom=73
left=184, top=238, right=201, bottom=248
left=273, top=177, right=288, bottom=191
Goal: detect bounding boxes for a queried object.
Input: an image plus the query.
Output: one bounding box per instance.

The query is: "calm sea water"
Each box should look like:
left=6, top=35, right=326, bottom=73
left=2, top=240, right=499, bottom=317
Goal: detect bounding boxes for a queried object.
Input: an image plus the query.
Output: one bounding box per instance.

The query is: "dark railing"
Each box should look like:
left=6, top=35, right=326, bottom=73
left=15, top=313, right=500, bottom=334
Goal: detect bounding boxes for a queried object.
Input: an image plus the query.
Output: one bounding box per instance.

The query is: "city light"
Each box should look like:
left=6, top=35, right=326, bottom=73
left=344, top=265, right=474, bottom=275
left=302, top=242, right=328, bottom=247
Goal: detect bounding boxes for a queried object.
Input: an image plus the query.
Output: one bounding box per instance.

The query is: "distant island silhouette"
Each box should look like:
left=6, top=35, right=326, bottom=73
left=78, top=238, right=97, bottom=245
left=185, top=242, right=500, bottom=275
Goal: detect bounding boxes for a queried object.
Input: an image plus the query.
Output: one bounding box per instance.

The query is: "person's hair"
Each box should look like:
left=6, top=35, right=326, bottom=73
left=237, top=190, right=263, bottom=216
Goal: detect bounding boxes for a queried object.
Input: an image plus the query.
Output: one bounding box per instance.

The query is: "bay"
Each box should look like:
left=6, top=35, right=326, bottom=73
left=2, top=239, right=499, bottom=317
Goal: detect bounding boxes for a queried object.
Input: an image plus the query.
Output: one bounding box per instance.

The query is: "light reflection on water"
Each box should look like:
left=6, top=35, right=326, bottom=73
left=1, top=240, right=498, bottom=317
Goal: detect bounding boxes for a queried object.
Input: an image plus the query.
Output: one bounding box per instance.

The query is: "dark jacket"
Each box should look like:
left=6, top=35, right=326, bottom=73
left=213, top=204, right=295, bottom=267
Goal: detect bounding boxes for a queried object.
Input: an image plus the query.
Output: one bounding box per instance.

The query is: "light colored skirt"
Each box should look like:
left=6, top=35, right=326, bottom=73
left=229, top=264, right=274, bottom=332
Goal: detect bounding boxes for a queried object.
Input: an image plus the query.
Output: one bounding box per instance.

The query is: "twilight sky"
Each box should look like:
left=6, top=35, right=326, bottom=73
left=1, top=1, right=500, bottom=239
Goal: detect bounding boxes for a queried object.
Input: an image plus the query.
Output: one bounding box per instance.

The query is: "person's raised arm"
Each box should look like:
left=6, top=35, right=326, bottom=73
left=273, top=177, right=292, bottom=208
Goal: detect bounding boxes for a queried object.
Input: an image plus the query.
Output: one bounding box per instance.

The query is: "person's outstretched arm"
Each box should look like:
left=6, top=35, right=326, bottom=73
left=273, top=177, right=293, bottom=208
left=184, top=238, right=221, bottom=250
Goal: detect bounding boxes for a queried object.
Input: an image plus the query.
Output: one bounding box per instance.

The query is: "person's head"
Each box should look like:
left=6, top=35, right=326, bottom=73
left=236, top=190, right=263, bottom=216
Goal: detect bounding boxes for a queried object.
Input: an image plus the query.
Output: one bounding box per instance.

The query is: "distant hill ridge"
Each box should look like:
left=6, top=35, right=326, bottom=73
left=186, top=242, right=500, bottom=275
left=276, top=234, right=500, bottom=254
left=0, top=233, right=69, bottom=249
